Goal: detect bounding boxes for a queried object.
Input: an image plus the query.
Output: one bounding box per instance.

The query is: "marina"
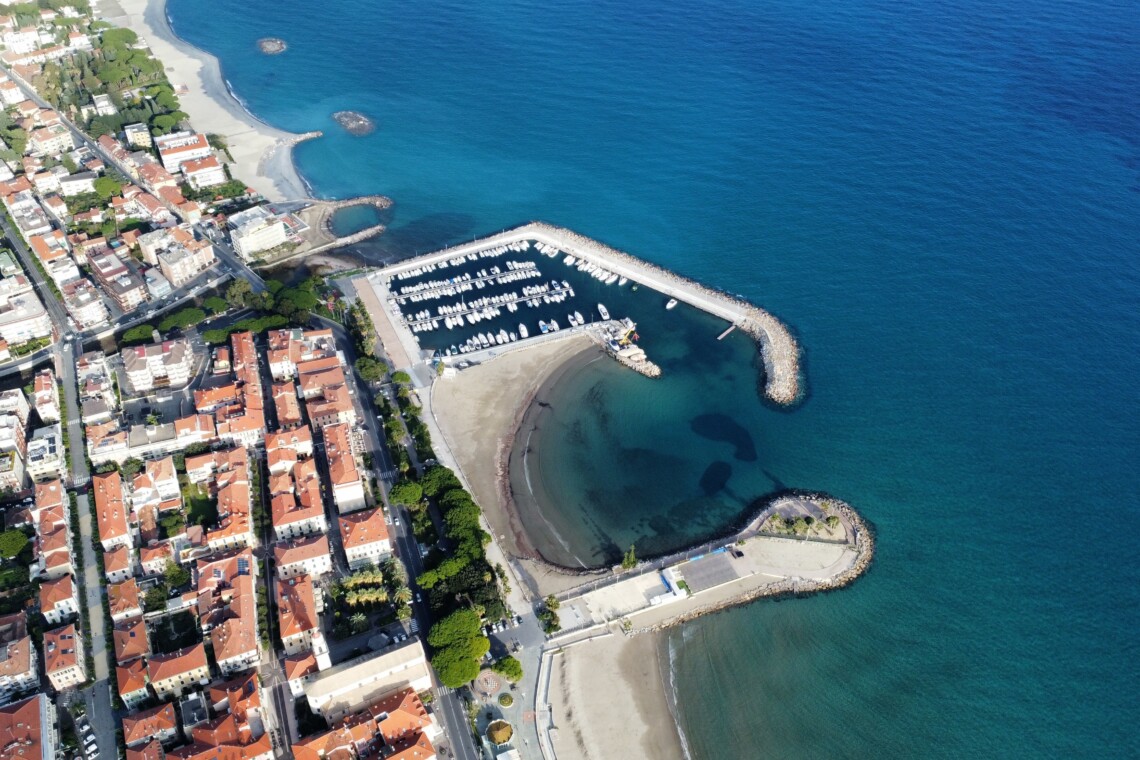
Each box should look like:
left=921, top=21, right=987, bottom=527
left=356, top=223, right=799, bottom=400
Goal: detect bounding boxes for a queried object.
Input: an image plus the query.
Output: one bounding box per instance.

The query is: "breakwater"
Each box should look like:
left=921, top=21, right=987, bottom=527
left=546, top=492, right=874, bottom=639
left=374, top=222, right=801, bottom=405
left=632, top=494, right=874, bottom=634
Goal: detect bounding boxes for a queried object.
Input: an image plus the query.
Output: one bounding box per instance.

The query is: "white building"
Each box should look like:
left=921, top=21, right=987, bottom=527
left=58, top=171, right=97, bottom=197
left=0, top=388, right=29, bottom=426
left=0, top=276, right=51, bottom=345
left=181, top=156, right=227, bottom=190
left=228, top=206, right=287, bottom=259
left=303, top=640, right=432, bottom=721
left=25, top=424, right=63, bottom=482
left=338, top=508, right=391, bottom=570
left=122, top=339, right=195, bottom=393
left=61, top=278, right=110, bottom=330
left=153, top=131, right=212, bottom=173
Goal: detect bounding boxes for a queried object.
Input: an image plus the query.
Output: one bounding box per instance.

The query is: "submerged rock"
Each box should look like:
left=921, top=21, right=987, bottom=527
left=332, top=111, right=376, bottom=136
left=257, top=37, right=287, bottom=55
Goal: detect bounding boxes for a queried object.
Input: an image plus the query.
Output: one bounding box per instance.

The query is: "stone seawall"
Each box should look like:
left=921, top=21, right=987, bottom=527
left=377, top=221, right=801, bottom=404
left=632, top=493, right=874, bottom=634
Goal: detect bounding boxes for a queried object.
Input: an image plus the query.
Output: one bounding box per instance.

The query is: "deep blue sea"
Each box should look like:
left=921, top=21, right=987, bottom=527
left=168, top=0, right=1140, bottom=755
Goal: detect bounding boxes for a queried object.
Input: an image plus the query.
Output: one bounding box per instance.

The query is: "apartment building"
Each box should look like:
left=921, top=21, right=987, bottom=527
left=43, top=624, right=85, bottom=690
left=276, top=574, right=320, bottom=656
left=116, top=658, right=150, bottom=709
left=60, top=278, right=111, bottom=329
left=181, top=156, right=226, bottom=189
left=0, top=275, right=51, bottom=345
left=38, top=575, right=78, bottom=626
left=0, top=695, right=58, bottom=760
left=25, top=424, right=64, bottom=482
left=93, top=470, right=132, bottom=551
left=31, top=369, right=59, bottom=423
left=148, top=643, right=210, bottom=700
left=338, top=508, right=392, bottom=570
left=228, top=206, right=286, bottom=259
left=273, top=534, right=332, bottom=579
left=325, top=423, right=366, bottom=513
left=0, top=613, right=38, bottom=704
left=122, top=339, right=195, bottom=393
left=154, top=132, right=212, bottom=173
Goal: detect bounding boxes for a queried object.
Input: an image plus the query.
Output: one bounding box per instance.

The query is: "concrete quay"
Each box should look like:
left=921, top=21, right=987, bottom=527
left=368, top=222, right=801, bottom=404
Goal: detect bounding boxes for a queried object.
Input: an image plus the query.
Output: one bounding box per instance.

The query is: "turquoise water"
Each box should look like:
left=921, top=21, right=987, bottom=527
left=168, top=0, right=1140, bottom=755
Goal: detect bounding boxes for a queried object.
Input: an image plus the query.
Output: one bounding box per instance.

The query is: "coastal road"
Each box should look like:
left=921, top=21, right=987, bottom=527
left=309, top=315, right=482, bottom=760
left=0, top=210, right=69, bottom=334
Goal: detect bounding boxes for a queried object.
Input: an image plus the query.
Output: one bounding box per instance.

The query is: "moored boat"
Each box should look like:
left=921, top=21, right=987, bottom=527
left=598, top=303, right=610, bottom=320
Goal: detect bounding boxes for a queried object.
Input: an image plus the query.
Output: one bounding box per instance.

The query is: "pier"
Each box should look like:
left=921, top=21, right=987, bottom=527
left=717, top=323, right=738, bottom=340
left=356, top=222, right=801, bottom=404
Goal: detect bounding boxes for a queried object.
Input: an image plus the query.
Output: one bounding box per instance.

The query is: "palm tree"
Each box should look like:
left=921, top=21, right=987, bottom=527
left=393, top=586, right=412, bottom=606
left=349, top=612, right=368, bottom=633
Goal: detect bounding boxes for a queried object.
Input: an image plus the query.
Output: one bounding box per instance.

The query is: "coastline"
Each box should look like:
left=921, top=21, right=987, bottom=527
left=102, top=0, right=313, bottom=202
left=547, top=632, right=686, bottom=760
left=430, top=335, right=598, bottom=564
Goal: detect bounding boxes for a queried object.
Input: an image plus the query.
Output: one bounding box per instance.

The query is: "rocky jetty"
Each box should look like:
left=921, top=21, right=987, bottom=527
left=332, top=111, right=375, bottom=136
left=257, top=37, right=287, bottom=55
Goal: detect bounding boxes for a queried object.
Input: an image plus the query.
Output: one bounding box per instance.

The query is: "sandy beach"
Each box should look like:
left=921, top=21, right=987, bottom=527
left=548, top=632, right=686, bottom=760
left=101, top=0, right=312, bottom=201
left=430, top=335, right=596, bottom=560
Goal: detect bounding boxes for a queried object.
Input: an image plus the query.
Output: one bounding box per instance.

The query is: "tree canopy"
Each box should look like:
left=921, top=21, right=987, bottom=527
left=120, top=324, right=155, bottom=345
left=388, top=481, right=422, bottom=506
left=354, top=356, right=387, bottom=382
left=93, top=176, right=121, bottom=199
left=430, top=644, right=481, bottom=689
left=158, top=307, right=206, bottom=333
left=0, top=530, right=28, bottom=559
left=492, top=655, right=523, bottom=682
left=427, top=608, right=483, bottom=650
left=203, top=296, right=228, bottom=315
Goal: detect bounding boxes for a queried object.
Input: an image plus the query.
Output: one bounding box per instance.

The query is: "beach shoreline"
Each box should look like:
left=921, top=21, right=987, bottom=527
left=547, top=632, right=687, bottom=760
left=102, top=0, right=313, bottom=202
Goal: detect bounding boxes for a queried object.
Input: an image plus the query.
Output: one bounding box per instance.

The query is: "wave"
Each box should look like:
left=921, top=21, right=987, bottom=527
left=666, top=633, right=695, bottom=760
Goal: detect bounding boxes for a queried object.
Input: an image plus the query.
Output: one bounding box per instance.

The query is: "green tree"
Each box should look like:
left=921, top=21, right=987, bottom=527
left=427, top=608, right=483, bottom=650
left=93, top=176, right=121, bottom=199
left=544, top=594, right=560, bottom=611
left=491, top=655, right=523, bottom=682
left=120, top=458, right=144, bottom=478
left=431, top=644, right=481, bottom=689
left=388, top=481, right=423, bottom=506
left=203, top=296, right=228, bottom=315
left=0, top=530, right=28, bottom=559
left=621, top=544, right=637, bottom=570
left=120, top=324, right=155, bottom=345
left=826, top=515, right=840, bottom=529
left=158, top=307, right=206, bottom=332
left=225, top=279, right=252, bottom=308
left=420, top=465, right=461, bottom=499
left=391, top=370, right=411, bottom=384
left=354, top=356, right=387, bottom=383
left=143, top=586, right=168, bottom=612
left=163, top=561, right=191, bottom=589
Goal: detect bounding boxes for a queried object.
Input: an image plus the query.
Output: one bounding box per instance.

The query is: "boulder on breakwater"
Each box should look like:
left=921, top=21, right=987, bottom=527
left=257, top=37, right=287, bottom=55
left=332, top=111, right=375, bottom=136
